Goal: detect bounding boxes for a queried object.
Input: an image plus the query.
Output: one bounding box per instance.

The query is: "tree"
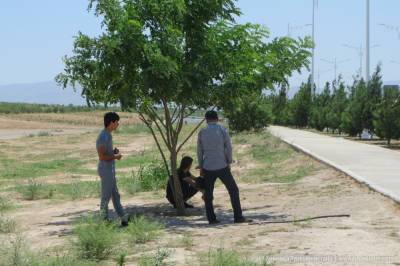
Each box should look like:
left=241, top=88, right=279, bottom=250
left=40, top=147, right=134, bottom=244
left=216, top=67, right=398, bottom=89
left=326, top=77, right=347, bottom=133
left=310, top=81, right=331, bottom=131
left=225, top=92, right=273, bottom=132
left=271, top=85, right=290, bottom=125
left=373, top=86, right=400, bottom=145
left=341, top=79, right=368, bottom=137
left=365, top=65, right=383, bottom=134
left=290, top=77, right=312, bottom=128
left=56, top=0, right=312, bottom=214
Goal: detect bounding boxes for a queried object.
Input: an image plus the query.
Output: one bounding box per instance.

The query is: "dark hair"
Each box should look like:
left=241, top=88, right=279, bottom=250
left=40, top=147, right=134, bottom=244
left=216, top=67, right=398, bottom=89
left=179, top=156, right=193, bottom=172
left=205, top=110, right=218, bottom=121
left=104, top=112, right=120, bottom=128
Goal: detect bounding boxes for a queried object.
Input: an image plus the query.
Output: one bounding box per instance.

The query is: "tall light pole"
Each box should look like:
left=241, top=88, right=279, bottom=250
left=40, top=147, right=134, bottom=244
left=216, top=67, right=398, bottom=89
left=342, top=44, right=379, bottom=77
left=311, top=0, right=318, bottom=91
left=379, top=23, right=400, bottom=39
left=366, top=0, right=370, bottom=83
left=287, top=23, right=312, bottom=37
left=321, top=58, right=351, bottom=82
left=343, top=44, right=363, bottom=77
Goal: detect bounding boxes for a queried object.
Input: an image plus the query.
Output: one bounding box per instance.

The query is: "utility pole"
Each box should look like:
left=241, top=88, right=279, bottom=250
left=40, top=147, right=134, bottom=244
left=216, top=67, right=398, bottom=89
left=342, top=44, right=379, bottom=78
left=379, top=23, right=400, bottom=39
left=311, top=0, right=318, bottom=91
left=366, top=0, right=370, bottom=83
left=287, top=23, right=312, bottom=37
left=321, top=58, right=351, bottom=82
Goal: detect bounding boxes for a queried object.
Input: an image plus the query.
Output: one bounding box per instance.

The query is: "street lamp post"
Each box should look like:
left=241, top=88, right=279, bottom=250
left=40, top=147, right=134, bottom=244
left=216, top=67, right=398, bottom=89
left=311, top=0, right=317, bottom=91
left=321, top=58, right=351, bottom=82
left=287, top=23, right=312, bottom=37
left=366, top=0, right=370, bottom=83
left=379, top=23, right=400, bottom=39
left=342, top=44, right=379, bottom=78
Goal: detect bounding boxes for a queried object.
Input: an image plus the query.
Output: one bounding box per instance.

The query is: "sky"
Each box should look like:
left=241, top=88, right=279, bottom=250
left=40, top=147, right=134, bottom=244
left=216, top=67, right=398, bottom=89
left=0, top=0, right=399, bottom=90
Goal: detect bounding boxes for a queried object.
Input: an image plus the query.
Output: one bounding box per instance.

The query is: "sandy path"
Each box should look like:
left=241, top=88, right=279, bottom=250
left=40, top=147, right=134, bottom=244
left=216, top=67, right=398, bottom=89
left=4, top=168, right=400, bottom=265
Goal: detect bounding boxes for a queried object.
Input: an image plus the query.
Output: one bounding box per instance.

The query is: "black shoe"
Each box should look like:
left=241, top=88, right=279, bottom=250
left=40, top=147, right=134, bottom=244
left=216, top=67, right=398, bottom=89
left=234, top=217, right=253, bottom=224
left=208, top=219, right=220, bottom=225
left=184, top=202, right=194, bottom=208
left=121, top=220, right=129, bottom=227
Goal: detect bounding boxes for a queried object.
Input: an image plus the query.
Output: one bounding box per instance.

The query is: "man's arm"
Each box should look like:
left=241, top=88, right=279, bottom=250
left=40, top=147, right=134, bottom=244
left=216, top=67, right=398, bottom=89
left=197, top=131, right=204, bottom=175
left=97, top=145, right=122, bottom=161
left=223, top=128, right=233, bottom=167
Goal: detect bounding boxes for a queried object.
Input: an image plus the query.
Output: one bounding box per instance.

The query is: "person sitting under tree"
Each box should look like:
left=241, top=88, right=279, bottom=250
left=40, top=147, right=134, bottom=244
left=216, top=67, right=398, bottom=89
left=166, top=156, right=205, bottom=208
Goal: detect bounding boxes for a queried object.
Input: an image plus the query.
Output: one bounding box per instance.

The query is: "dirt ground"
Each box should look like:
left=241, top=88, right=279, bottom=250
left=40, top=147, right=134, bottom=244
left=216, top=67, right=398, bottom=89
left=3, top=167, right=400, bottom=265
left=0, top=111, right=141, bottom=140
left=1, top=114, right=400, bottom=265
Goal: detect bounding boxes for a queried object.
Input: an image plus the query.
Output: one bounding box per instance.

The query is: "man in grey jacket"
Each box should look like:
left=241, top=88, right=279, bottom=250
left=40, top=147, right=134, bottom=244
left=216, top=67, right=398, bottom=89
left=197, top=110, right=251, bottom=224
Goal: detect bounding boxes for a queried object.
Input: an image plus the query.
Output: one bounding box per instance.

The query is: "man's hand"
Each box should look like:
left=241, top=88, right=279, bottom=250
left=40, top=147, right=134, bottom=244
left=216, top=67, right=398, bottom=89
left=115, top=154, right=122, bottom=160
left=200, top=168, right=204, bottom=177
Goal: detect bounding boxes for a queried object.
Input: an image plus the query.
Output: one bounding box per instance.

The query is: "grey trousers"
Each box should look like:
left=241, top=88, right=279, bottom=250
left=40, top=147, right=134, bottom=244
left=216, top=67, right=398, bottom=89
left=98, top=166, right=125, bottom=219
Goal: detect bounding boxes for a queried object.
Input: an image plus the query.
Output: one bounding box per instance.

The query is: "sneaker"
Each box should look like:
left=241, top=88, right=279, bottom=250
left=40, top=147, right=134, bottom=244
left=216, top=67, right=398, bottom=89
left=208, top=219, right=220, bottom=225
left=234, top=217, right=253, bottom=224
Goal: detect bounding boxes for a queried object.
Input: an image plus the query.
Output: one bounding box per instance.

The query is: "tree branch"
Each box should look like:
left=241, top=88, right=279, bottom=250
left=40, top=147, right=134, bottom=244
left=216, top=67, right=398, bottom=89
left=177, top=117, right=206, bottom=153
left=144, top=105, right=171, bottom=150
left=162, top=98, right=175, bottom=149
left=138, top=112, right=170, bottom=176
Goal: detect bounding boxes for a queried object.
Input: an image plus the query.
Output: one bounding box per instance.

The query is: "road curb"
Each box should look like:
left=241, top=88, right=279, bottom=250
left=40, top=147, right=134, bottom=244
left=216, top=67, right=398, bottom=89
left=270, top=130, right=400, bottom=205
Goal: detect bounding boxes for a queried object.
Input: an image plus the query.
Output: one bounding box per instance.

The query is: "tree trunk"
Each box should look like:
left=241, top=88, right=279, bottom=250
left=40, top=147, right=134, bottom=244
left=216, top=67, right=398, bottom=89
left=170, top=150, right=185, bottom=215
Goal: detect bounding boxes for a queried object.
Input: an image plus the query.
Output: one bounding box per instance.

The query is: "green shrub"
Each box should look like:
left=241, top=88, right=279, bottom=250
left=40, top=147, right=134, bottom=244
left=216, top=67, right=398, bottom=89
left=0, top=196, right=14, bottom=212
left=115, top=124, right=150, bottom=135
left=0, top=236, right=98, bottom=266
left=138, top=249, right=170, bottom=266
left=0, top=236, right=36, bottom=265
left=225, top=93, right=273, bottom=133
left=201, top=248, right=272, bottom=266
left=127, top=215, right=164, bottom=244
left=37, top=131, right=52, bottom=137
left=0, top=215, right=16, bottom=233
left=18, top=179, right=48, bottom=200
left=63, top=181, right=100, bottom=200
left=119, top=173, right=142, bottom=195
left=73, top=217, right=120, bottom=261
left=119, top=161, right=168, bottom=193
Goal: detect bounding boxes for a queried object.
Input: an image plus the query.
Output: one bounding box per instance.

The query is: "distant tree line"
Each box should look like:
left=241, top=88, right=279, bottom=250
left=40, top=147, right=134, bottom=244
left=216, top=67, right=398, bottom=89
left=225, top=65, right=400, bottom=146
left=269, top=65, right=400, bottom=145
left=0, top=102, right=118, bottom=114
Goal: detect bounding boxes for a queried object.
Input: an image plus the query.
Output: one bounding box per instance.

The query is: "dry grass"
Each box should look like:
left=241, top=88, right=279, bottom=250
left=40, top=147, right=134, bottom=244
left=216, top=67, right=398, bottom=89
left=1, top=114, right=400, bottom=265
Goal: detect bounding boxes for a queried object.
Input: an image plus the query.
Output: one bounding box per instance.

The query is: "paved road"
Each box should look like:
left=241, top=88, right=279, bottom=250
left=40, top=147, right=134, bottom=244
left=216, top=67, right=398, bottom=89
left=269, top=126, right=400, bottom=203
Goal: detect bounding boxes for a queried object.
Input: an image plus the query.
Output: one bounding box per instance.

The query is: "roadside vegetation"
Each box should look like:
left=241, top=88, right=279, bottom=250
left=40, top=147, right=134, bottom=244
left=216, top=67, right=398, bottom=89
left=0, top=102, right=114, bottom=114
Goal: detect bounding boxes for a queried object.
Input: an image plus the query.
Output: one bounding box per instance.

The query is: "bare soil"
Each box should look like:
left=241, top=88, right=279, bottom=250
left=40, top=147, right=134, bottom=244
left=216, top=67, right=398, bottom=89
left=1, top=115, right=400, bottom=265
left=2, top=167, right=400, bottom=265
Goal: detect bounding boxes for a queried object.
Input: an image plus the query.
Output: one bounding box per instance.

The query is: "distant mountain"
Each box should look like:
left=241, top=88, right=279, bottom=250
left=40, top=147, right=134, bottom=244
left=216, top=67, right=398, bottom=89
left=0, top=81, right=86, bottom=105
left=384, top=80, right=400, bottom=85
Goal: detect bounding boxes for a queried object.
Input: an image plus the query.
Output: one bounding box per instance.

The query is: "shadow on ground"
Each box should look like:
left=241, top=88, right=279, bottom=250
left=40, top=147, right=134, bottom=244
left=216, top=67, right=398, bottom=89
left=42, top=202, right=288, bottom=237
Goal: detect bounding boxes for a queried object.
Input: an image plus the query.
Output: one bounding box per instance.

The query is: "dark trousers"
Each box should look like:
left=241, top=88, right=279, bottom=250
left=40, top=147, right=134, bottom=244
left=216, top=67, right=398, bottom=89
left=203, top=167, right=243, bottom=222
left=166, top=178, right=198, bottom=207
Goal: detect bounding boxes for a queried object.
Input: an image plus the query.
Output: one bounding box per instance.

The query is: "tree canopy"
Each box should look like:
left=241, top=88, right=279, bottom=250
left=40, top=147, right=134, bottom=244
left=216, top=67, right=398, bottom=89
left=57, top=0, right=312, bottom=214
